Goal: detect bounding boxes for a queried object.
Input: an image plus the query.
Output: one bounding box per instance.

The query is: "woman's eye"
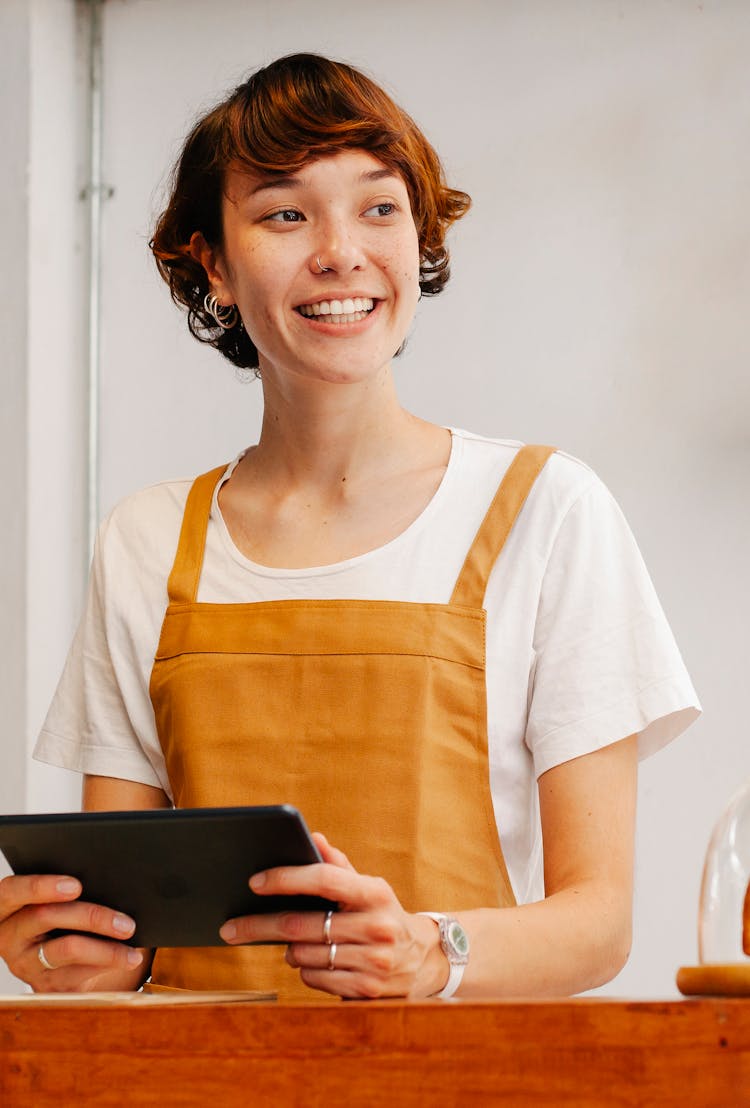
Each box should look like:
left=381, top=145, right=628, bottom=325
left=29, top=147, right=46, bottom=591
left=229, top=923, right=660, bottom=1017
left=365, top=202, right=397, bottom=218
left=265, top=209, right=305, bottom=223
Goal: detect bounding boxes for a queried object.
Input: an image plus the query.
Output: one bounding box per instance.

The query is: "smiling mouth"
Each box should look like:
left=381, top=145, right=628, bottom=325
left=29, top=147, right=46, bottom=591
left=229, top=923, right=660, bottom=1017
left=296, top=297, right=376, bottom=324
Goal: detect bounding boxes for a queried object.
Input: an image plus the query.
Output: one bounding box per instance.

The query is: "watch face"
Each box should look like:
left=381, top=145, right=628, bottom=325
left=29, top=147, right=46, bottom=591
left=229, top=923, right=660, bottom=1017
left=446, top=919, right=470, bottom=961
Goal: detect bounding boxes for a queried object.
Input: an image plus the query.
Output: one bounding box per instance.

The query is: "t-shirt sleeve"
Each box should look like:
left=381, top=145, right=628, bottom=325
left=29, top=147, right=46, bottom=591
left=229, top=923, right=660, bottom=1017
left=33, top=519, right=166, bottom=790
left=526, top=474, right=701, bottom=778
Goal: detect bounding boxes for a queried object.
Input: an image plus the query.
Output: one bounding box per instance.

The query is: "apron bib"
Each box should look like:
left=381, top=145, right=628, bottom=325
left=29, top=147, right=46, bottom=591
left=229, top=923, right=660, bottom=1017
left=148, top=443, right=555, bottom=997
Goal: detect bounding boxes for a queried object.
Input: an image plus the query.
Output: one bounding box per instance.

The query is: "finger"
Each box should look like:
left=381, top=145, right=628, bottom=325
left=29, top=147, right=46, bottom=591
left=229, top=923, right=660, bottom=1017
left=286, top=940, right=397, bottom=978
left=220, top=908, right=328, bottom=946
left=221, top=903, right=401, bottom=947
left=12, top=899, right=137, bottom=944
left=0, top=874, right=82, bottom=917
left=297, top=965, right=403, bottom=1000
left=311, top=833, right=356, bottom=871
left=249, top=864, right=394, bottom=914
left=34, top=933, right=143, bottom=974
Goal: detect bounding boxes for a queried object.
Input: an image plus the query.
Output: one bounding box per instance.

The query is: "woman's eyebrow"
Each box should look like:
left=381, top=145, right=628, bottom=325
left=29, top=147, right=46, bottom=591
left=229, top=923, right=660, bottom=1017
left=247, top=167, right=399, bottom=197
left=360, top=168, right=399, bottom=184
left=247, top=175, right=301, bottom=196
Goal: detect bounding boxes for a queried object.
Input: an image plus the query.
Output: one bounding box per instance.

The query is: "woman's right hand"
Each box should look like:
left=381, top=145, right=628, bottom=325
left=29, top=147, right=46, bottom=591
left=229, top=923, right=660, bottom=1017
left=0, top=873, right=148, bottom=992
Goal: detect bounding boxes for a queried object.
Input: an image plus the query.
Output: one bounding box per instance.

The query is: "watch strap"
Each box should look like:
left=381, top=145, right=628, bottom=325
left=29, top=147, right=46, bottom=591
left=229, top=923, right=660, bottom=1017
left=419, top=912, right=467, bottom=999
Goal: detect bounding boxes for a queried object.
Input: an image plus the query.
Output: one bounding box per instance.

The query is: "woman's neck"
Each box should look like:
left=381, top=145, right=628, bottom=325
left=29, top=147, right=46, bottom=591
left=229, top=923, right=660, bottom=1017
left=219, top=363, right=451, bottom=568
left=244, top=364, right=431, bottom=495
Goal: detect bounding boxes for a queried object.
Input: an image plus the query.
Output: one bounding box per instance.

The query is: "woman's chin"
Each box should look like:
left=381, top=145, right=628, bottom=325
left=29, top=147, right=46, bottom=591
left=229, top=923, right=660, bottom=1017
left=259, top=352, right=394, bottom=390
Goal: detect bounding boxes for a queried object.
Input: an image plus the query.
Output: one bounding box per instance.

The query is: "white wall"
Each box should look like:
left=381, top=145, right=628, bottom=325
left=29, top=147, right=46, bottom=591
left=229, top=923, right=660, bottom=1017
left=4, top=0, right=748, bottom=998
left=0, top=0, right=84, bottom=995
left=25, top=0, right=88, bottom=815
left=0, top=1, right=31, bottom=824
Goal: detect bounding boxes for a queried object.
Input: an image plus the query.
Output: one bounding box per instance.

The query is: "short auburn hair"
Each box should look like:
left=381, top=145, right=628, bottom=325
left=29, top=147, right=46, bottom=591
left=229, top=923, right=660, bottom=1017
left=151, top=53, right=471, bottom=370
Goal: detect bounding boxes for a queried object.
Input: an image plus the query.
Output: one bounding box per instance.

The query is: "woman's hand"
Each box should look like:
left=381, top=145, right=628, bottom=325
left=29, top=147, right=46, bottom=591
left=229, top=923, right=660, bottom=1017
left=219, top=833, right=447, bottom=999
left=0, top=873, right=148, bottom=993
left=220, top=737, right=638, bottom=999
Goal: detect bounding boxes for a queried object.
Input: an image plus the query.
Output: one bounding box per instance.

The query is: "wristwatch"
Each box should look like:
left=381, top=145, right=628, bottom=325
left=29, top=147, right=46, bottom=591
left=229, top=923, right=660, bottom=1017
left=419, top=912, right=470, bottom=999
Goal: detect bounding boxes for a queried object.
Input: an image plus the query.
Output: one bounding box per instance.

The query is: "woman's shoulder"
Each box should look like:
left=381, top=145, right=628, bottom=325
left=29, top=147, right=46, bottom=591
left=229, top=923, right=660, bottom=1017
left=102, top=476, right=193, bottom=545
left=100, top=456, right=239, bottom=542
left=449, top=428, right=604, bottom=512
left=95, top=460, right=232, bottom=581
left=89, top=479, right=190, bottom=595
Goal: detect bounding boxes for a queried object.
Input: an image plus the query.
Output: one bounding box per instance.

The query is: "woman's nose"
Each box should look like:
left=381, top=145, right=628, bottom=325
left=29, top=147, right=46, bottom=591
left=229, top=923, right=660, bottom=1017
left=310, top=221, right=367, bottom=275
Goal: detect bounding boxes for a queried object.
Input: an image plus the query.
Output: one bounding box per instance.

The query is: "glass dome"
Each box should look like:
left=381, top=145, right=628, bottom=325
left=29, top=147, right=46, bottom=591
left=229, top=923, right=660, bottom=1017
left=698, top=779, right=750, bottom=964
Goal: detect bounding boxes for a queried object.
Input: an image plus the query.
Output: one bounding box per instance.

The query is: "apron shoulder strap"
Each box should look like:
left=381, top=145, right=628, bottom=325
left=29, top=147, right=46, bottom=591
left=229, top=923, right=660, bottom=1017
left=450, top=444, right=556, bottom=609
left=166, top=465, right=228, bottom=604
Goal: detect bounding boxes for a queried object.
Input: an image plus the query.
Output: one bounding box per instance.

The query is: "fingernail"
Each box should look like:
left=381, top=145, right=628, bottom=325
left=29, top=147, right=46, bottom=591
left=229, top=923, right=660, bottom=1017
left=113, top=914, right=135, bottom=934
left=220, top=922, right=237, bottom=941
left=56, top=878, right=81, bottom=895
left=250, top=872, right=266, bottom=890
left=127, top=949, right=143, bottom=966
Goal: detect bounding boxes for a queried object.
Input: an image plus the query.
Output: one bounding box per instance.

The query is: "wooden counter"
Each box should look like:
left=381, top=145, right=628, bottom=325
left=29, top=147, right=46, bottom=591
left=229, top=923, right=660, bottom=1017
left=1, top=996, right=748, bottom=1106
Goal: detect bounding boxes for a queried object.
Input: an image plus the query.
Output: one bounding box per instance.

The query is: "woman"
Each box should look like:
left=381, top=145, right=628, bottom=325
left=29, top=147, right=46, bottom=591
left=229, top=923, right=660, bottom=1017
left=0, top=54, right=699, bottom=999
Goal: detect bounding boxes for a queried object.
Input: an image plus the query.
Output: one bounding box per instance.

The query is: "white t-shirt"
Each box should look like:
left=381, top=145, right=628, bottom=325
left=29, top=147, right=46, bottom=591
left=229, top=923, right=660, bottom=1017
left=34, top=429, right=700, bottom=903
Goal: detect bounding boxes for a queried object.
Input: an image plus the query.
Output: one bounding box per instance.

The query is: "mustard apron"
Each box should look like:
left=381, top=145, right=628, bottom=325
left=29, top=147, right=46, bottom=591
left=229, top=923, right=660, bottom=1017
left=148, top=444, right=555, bottom=997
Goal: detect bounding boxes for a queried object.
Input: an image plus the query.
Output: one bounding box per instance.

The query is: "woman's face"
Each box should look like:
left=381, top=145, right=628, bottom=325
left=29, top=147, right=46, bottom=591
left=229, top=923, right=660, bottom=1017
left=203, top=149, right=421, bottom=387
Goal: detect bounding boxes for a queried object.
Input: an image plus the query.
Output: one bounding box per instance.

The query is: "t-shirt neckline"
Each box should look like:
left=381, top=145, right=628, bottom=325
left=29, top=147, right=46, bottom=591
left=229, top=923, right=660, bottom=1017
left=211, top=428, right=463, bottom=579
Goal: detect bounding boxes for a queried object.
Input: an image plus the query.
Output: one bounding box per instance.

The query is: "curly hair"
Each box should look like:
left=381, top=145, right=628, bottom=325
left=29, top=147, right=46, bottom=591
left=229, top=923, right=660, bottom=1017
left=150, top=53, right=471, bottom=370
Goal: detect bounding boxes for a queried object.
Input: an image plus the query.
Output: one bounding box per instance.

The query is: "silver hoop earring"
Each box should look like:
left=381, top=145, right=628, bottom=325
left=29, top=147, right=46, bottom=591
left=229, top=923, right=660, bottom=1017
left=204, top=292, right=238, bottom=330
left=316, top=256, right=331, bottom=274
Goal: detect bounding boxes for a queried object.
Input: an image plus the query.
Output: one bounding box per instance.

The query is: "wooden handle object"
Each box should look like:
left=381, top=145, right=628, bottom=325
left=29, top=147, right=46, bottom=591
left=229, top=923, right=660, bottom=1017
left=677, top=963, right=750, bottom=996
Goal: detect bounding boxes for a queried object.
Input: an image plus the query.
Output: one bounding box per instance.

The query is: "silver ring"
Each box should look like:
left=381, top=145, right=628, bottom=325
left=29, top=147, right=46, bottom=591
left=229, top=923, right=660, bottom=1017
left=38, top=944, right=55, bottom=971
left=316, top=256, right=331, bottom=274
left=323, top=909, right=334, bottom=945
left=327, top=942, right=337, bottom=972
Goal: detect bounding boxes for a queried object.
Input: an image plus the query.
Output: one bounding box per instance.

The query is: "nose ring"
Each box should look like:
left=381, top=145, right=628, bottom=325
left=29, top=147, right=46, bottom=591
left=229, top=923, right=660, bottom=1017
left=316, top=256, right=331, bottom=274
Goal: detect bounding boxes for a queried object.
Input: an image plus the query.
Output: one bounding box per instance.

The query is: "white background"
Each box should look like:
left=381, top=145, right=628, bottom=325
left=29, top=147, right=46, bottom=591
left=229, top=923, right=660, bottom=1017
left=2, top=0, right=748, bottom=997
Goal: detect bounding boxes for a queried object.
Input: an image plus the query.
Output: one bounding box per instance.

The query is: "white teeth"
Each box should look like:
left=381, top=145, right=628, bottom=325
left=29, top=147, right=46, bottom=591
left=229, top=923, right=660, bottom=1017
left=297, top=297, right=375, bottom=319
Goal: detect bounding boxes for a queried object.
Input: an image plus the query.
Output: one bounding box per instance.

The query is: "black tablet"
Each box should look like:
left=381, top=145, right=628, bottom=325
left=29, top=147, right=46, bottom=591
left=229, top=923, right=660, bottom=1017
left=0, top=804, right=335, bottom=948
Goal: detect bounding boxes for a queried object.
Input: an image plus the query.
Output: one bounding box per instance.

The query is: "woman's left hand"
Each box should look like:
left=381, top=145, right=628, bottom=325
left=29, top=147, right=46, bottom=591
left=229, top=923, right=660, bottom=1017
left=219, top=833, right=446, bottom=998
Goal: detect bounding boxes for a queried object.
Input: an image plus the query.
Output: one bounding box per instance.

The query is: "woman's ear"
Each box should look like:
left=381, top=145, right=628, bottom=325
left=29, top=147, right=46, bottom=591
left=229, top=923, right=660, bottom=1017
left=189, top=232, right=234, bottom=304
